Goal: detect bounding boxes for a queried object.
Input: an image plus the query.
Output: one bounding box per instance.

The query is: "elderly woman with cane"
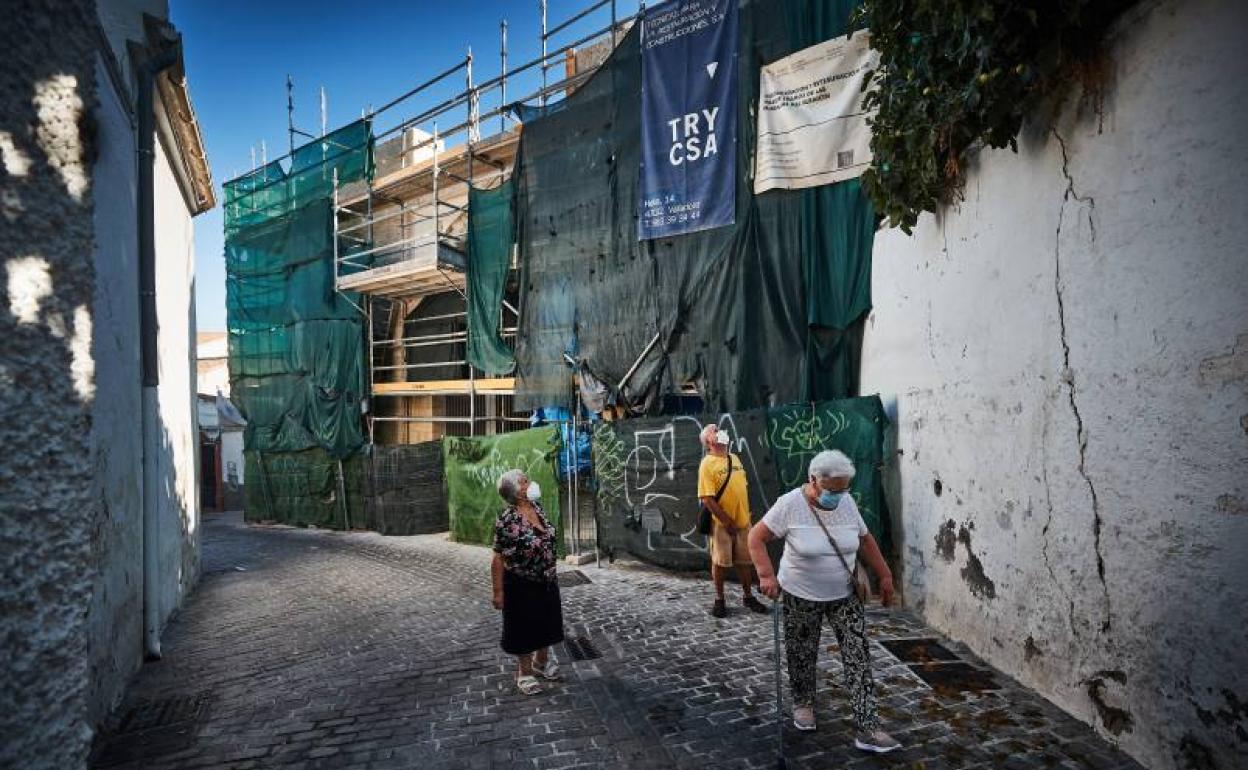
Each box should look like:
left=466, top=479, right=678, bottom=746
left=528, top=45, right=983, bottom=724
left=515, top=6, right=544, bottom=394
left=747, top=450, right=901, bottom=753
left=491, top=469, right=564, bottom=695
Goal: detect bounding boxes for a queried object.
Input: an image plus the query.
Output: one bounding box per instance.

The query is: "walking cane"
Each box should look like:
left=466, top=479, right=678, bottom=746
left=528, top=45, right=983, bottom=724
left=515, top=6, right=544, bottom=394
left=773, top=598, right=787, bottom=769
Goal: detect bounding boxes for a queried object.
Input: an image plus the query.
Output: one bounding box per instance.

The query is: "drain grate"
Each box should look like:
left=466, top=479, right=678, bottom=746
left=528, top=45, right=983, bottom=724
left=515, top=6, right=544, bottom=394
left=557, top=570, right=592, bottom=588
left=563, top=634, right=602, bottom=661
left=118, top=692, right=210, bottom=733
left=881, top=637, right=961, bottom=664
left=908, top=661, right=1000, bottom=695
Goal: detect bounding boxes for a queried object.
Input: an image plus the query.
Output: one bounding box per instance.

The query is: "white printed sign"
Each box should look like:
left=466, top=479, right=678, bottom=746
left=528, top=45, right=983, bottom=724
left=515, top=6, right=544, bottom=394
left=754, top=31, right=878, bottom=194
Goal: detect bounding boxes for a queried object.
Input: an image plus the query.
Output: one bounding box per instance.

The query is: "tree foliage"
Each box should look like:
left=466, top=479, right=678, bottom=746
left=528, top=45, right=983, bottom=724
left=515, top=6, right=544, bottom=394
left=854, top=0, right=1130, bottom=233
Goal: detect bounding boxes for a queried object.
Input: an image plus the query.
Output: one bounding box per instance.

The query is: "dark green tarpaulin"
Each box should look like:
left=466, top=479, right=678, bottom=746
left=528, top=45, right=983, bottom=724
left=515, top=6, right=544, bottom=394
left=243, top=448, right=364, bottom=528
left=466, top=181, right=517, bottom=375
left=224, top=120, right=372, bottom=462
left=766, top=395, right=891, bottom=554
left=443, top=426, right=563, bottom=551
left=590, top=395, right=889, bottom=571
left=512, top=0, right=874, bottom=413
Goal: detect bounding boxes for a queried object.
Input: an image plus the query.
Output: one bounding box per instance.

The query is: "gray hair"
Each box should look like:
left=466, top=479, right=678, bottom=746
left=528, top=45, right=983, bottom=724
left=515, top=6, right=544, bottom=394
left=699, top=424, right=718, bottom=450
left=497, top=469, right=526, bottom=503
left=809, top=450, right=856, bottom=482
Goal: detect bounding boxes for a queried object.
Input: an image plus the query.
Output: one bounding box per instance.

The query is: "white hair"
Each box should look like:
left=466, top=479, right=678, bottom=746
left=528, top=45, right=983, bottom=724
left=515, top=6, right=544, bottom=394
left=809, top=450, right=856, bottom=481
left=699, top=424, right=718, bottom=450
left=497, top=469, right=526, bottom=503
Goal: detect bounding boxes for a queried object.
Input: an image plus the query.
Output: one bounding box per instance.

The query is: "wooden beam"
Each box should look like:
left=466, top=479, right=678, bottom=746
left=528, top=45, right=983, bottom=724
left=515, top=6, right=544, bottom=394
left=372, top=377, right=515, bottom=395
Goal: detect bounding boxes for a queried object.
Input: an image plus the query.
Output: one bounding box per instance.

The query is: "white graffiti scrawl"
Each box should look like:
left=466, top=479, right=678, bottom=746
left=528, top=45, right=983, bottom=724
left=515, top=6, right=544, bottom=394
left=593, top=413, right=774, bottom=558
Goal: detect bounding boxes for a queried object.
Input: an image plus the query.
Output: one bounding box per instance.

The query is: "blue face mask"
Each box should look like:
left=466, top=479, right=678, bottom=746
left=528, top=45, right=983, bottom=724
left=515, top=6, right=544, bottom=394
left=817, top=490, right=845, bottom=509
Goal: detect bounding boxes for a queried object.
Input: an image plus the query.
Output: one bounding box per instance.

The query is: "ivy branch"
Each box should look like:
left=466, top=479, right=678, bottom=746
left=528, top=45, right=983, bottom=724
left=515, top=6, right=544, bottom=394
left=853, top=0, right=1131, bottom=233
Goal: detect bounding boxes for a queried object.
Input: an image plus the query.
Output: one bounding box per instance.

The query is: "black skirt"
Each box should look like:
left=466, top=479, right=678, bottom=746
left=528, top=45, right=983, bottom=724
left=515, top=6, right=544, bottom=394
left=501, top=569, right=564, bottom=656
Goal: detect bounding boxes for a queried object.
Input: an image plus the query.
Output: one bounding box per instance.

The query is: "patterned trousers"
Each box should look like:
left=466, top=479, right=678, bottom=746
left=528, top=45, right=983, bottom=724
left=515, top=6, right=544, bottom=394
left=782, top=590, right=879, bottom=730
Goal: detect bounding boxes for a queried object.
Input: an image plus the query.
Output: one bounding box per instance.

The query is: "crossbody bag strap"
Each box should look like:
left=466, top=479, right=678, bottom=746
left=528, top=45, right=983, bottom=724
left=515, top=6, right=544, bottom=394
left=804, top=495, right=856, bottom=577
left=715, top=453, right=734, bottom=501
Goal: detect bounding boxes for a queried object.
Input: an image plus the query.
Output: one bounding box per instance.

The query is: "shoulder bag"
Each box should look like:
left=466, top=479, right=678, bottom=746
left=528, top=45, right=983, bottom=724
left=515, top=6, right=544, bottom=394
left=697, top=454, right=735, bottom=536
left=805, top=496, right=871, bottom=602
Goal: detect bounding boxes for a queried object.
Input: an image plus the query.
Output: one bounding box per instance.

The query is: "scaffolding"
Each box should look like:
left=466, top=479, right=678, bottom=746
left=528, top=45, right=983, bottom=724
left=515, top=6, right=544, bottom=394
left=226, top=0, right=636, bottom=549
left=310, top=1, right=631, bottom=455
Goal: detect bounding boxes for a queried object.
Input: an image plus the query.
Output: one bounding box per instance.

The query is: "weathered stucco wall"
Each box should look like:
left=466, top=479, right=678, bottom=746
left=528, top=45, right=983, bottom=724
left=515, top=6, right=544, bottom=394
left=86, top=51, right=144, bottom=729
left=860, top=2, right=1248, bottom=768
left=0, top=1, right=100, bottom=766
left=3, top=1, right=204, bottom=759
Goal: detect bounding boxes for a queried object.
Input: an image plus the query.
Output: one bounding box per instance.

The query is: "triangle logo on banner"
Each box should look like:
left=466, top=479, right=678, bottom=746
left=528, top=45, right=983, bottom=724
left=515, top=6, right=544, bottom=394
left=706, top=61, right=719, bottom=79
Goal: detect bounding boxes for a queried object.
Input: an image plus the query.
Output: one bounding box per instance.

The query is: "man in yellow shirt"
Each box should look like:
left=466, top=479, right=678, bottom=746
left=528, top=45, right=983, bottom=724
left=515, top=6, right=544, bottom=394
left=698, top=424, right=769, bottom=618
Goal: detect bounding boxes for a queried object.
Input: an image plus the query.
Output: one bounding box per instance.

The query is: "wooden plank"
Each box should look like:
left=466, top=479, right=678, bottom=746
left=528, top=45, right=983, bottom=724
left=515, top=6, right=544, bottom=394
left=372, top=378, right=515, bottom=395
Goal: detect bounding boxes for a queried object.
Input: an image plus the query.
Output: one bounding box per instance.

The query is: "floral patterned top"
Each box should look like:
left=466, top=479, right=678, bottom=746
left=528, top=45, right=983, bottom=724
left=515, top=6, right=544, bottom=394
left=492, top=503, right=558, bottom=584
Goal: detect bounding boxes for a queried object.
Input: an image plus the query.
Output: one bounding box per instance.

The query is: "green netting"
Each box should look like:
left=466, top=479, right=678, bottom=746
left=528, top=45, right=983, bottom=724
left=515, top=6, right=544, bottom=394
left=442, top=426, right=563, bottom=553
left=766, top=396, right=891, bottom=554
left=466, top=181, right=517, bottom=375
left=512, top=0, right=874, bottom=413
left=243, top=448, right=365, bottom=528
left=225, top=121, right=374, bottom=527
left=224, top=120, right=373, bottom=238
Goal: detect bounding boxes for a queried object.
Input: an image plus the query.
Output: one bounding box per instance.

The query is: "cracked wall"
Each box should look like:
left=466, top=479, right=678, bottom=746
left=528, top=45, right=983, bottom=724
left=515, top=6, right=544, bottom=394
left=860, top=1, right=1248, bottom=768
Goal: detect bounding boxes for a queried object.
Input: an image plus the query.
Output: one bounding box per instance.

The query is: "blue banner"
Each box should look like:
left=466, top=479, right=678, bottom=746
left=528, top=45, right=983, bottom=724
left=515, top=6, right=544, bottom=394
left=638, top=0, right=737, bottom=240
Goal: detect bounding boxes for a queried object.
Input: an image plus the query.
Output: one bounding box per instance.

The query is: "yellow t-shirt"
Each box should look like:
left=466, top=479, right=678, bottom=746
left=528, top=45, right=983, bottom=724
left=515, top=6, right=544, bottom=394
left=697, top=453, right=750, bottom=530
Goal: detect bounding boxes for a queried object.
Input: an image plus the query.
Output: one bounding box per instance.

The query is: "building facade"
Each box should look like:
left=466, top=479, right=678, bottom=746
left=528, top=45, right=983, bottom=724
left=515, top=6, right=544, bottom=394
left=0, top=1, right=214, bottom=766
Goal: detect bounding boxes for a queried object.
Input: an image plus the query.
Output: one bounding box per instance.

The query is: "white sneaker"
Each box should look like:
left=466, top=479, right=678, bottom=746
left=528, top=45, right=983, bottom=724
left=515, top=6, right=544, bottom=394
left=854, top=729, right=901, bottom=753
left=793, top=706, right=816, bottom=731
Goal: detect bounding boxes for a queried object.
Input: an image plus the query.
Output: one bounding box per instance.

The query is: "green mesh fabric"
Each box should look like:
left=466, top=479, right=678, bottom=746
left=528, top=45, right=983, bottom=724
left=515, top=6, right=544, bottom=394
left=243, top=448, right=365, bottom=528
left=766, top=395, right=891, bottom=555
left=225, top=120, right=374, bottom=527
left=223, top=120, right=374, bottom=238
left=442, top=426, right=564, bottom=553
left=466, top=181, right=517, bottom=375
left=511, top=0, right=875, bottom=413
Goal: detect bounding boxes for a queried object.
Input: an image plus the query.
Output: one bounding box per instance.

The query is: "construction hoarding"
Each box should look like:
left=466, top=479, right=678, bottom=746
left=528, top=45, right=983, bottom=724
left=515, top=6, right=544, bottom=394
left=592, top=395, right=890, bottom=570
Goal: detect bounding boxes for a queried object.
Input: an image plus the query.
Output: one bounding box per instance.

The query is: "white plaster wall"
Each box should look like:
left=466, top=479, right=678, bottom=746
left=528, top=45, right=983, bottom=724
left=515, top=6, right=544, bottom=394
left=86, top=53, right=144, bottom=729
left=860, top=2, right=1248, bottom=768
left=96, top=0, right=169, bottom=99
left=197, top=357, right=230, bottom=396
left=152, top=129, right=201, bottom=621
left=221, top=429, right=245, bottom=486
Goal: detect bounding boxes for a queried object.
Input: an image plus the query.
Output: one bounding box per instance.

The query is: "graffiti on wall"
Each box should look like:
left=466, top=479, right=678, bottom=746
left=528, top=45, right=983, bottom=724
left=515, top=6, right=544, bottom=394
left=443, top=426, right=563, bottom=549
left=592, top=396, right=890, bottom=569
left=593, top=410, right=780, bottom=570
left=766, top=399, right=890, bottom=548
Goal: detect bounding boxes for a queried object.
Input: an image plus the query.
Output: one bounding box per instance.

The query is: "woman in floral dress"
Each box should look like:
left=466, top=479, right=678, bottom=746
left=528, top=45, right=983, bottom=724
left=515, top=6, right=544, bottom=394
left=491, top=469, right=564, bottom=695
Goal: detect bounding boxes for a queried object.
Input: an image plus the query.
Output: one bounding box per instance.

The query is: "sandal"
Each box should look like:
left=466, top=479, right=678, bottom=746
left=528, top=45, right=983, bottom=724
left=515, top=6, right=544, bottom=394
left=516, top=675, right=543, bottom=695
left=532, top=659, right=561, bottom=680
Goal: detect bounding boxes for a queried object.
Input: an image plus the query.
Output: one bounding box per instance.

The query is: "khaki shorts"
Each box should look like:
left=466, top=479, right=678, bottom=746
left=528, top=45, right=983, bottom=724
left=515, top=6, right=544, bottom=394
left=710, top=524, right=752, bottom=568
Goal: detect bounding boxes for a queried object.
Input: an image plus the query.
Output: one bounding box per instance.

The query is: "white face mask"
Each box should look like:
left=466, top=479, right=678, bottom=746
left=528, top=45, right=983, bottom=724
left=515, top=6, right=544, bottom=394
left=525, top=481, right=542, bottom=502
left=715, top=431, right=731, bottom=447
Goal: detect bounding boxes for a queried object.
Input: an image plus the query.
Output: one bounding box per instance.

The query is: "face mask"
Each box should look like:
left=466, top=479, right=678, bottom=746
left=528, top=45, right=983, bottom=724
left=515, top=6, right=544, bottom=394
left=816, top=489, right=844, bottom=510
left=715, top=431, right=731, bottom=447
left=525, top=481, right=542, bottom=502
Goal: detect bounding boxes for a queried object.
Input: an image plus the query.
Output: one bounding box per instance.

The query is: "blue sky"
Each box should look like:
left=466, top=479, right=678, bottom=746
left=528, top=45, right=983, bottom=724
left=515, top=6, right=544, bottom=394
left=172, top=0, right=641, bottom=332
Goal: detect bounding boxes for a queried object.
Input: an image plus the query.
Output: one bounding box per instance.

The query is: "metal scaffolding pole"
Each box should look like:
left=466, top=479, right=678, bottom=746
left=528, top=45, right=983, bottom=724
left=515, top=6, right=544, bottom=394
left=332, top=168, right=339, bottom=286
left=540, top=0, right=548, bottom=107
left=366, top=297, right=375, bottom=444
left=320, top=85, right=327, bottom=137
left=499, top=20, right=509, bottom=133
left=286, top=74, right=295, bottom=155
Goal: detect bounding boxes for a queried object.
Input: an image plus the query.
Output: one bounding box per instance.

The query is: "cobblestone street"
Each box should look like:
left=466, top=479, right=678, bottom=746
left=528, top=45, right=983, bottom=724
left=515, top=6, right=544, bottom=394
left=90, top=512, right=1145, bottom=770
